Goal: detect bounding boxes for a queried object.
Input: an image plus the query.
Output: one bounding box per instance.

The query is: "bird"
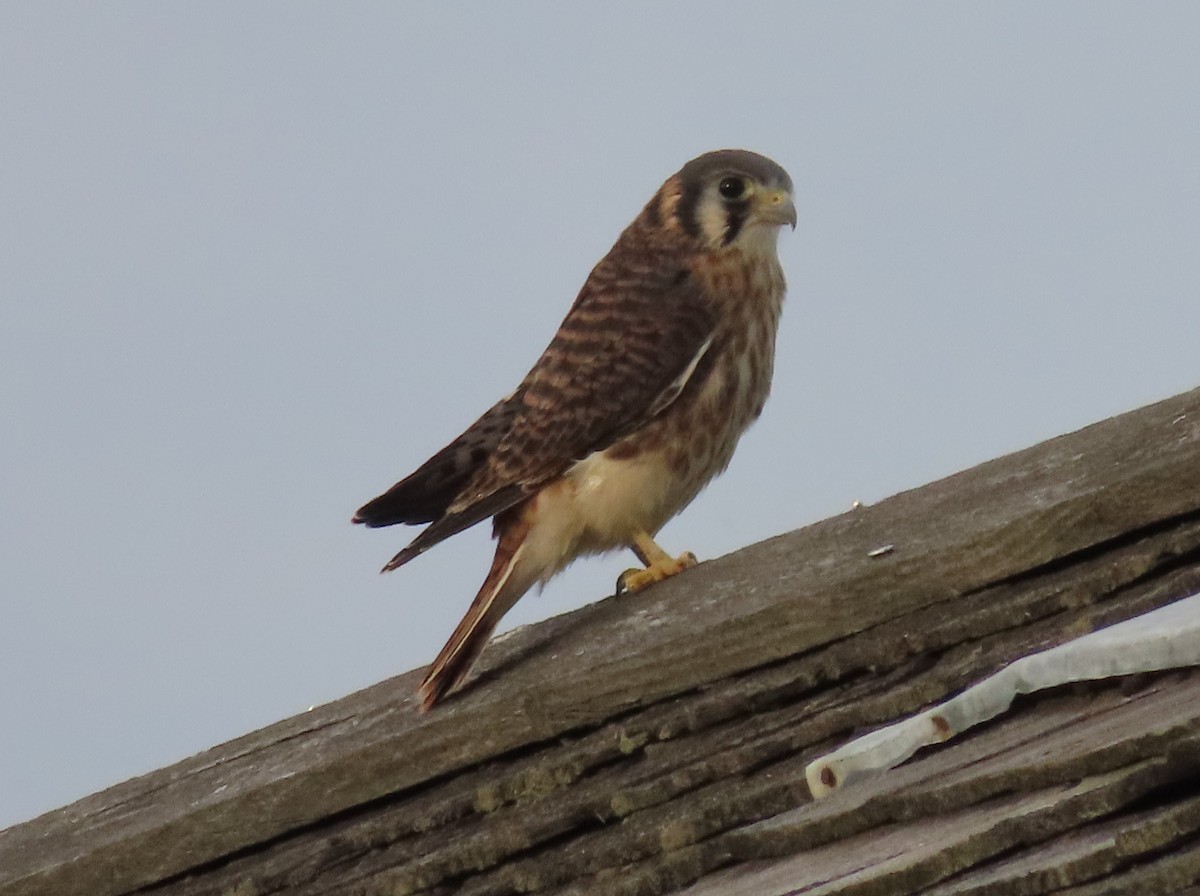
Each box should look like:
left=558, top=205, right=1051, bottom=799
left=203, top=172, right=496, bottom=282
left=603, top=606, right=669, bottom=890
left=354, top=149, right=796, bottom=712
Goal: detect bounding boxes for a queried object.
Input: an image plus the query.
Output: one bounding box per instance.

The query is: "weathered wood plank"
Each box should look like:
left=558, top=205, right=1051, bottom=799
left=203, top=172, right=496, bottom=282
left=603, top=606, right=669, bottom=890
left=921, top=791, right=1200, bottom=895
left=684, top=763, right=1181, bottom=896
left=1, top=386, right=1199, bottom=896
left=720, top=676, right=1200, bottom=861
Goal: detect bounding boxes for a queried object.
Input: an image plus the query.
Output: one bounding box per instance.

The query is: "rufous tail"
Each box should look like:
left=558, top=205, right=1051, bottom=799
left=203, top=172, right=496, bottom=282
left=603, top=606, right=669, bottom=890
left=417, top=510, right=532, bottom=712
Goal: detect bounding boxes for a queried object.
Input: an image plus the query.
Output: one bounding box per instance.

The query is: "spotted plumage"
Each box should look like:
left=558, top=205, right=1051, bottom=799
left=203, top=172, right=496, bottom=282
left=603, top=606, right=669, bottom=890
left=355, top=149, right=795, bottom=710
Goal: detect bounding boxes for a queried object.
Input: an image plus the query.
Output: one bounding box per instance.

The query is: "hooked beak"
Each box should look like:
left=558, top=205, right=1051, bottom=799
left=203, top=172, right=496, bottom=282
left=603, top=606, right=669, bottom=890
left=755, top=188, right=797, bottom=230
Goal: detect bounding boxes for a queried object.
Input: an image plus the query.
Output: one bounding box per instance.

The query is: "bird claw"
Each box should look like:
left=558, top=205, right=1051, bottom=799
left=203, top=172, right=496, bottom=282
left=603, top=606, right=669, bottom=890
left=615, top=551, right=698, bottom=595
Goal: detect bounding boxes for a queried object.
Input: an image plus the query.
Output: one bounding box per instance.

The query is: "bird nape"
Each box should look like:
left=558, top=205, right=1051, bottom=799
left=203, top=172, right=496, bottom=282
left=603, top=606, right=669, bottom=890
left=354, top=148, right=796, bottom=712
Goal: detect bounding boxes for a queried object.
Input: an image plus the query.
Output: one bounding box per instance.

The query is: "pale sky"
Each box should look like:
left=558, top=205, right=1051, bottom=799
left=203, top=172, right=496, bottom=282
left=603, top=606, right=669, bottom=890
left=3, top=3, right=1199, bottom=828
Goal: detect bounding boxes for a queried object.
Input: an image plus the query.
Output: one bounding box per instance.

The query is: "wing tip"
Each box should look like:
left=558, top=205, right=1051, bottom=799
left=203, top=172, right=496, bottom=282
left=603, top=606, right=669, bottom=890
left=352, top=499, right=399, bottom=529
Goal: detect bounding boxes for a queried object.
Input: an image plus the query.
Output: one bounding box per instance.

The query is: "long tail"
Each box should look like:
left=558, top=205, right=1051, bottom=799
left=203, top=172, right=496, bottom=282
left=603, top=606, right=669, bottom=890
left=417, top=509, right=533, bottom=712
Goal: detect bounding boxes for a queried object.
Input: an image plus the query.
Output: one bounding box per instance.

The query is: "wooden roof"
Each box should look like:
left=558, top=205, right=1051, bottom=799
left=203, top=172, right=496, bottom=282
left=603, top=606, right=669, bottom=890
left=3, top=386, right=1200, bottom=896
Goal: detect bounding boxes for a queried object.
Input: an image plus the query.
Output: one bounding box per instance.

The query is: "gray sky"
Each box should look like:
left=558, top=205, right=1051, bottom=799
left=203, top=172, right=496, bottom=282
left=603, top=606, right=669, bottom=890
left=3, top=3, right=1199, bottom=829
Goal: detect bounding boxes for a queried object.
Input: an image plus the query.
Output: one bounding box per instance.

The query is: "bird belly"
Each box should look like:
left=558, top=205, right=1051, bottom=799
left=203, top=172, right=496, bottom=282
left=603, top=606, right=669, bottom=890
left=568, top=450, right=684, bottom=546
left=520, top=417, right=749, bottom=584
left=510, top=449, right=679, bottom=586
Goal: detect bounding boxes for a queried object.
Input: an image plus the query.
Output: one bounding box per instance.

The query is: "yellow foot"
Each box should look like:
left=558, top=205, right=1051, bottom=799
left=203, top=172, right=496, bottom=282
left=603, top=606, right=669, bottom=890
left=616, top=551, right=698, bottom=594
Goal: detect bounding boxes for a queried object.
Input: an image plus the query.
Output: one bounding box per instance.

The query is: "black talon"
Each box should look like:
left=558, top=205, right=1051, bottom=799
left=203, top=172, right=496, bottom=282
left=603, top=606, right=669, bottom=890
left=615, top=568, right=639, bottom=596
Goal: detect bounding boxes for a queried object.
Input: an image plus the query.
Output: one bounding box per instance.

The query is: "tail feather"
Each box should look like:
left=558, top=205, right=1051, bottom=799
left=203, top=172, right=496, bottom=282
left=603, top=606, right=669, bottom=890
left=417, top=510, right=533, bottom=711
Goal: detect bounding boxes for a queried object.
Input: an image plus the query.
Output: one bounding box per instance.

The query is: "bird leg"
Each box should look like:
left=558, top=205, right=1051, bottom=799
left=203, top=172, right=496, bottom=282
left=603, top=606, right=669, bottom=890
left=616, top=530, right=698, bottom=594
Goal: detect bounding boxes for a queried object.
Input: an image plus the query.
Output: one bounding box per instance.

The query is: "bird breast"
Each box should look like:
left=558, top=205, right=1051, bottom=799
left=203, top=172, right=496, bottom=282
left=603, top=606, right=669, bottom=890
left=545, top=248, right=786, bottom=558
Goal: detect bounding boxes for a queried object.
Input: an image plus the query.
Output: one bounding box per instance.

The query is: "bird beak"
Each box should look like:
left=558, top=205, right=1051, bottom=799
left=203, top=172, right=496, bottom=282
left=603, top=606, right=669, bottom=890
left=756, top=189, right=798, bottom=230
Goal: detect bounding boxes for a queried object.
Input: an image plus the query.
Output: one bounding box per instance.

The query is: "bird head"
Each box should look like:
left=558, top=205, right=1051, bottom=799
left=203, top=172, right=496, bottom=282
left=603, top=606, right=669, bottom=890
left=671, top=149, right=796, bottom=253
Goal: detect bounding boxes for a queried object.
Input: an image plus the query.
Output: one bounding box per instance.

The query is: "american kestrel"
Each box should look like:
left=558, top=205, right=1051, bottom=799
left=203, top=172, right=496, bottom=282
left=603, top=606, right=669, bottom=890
left=355, top=149, right=795, bottom=711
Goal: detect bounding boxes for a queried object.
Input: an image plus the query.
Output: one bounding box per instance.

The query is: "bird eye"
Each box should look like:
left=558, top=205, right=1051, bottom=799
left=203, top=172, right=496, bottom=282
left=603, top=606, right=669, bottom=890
left=718, top=177, right=746, bottom=200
